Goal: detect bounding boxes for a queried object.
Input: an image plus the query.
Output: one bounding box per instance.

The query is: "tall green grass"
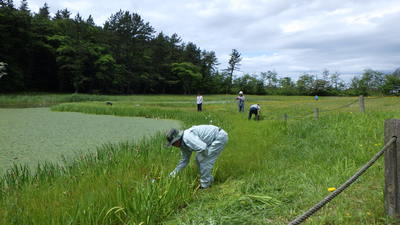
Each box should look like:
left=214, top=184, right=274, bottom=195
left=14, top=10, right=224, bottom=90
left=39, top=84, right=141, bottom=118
left=1, top=95, right=400, bottom=224
left=166, top=111, right=400, bottom=224
left=0, top=137, right=199, bottom=225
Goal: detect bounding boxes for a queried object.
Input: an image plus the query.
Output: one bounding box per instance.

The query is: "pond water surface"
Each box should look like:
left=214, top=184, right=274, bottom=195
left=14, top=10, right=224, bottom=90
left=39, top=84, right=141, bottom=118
left=0, top=108, right=181, bottom=173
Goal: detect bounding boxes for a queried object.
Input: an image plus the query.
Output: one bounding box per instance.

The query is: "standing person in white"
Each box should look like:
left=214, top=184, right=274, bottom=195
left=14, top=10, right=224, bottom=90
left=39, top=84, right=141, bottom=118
left=196, top=93, right=203, bottom=111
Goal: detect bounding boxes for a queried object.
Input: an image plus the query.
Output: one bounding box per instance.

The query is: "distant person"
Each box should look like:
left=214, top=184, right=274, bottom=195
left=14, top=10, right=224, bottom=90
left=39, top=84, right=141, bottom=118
left=236, top=91, right=245, bottom=112
left=196, top=93, right=203, bottom=111
left=249, top=104, right=261, bottom=120
left=166, top=125, right=228, bottom=189
left=314, top=95, right=319, bottom=101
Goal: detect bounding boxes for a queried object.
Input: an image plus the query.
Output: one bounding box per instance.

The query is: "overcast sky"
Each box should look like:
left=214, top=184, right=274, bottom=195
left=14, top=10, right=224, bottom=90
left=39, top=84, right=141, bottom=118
left=25, top=0, right=400, bottom=80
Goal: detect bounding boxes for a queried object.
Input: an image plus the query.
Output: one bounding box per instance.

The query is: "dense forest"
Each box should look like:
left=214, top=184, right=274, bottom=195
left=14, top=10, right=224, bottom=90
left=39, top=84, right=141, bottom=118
left=1, top=0, right=399, bottom=96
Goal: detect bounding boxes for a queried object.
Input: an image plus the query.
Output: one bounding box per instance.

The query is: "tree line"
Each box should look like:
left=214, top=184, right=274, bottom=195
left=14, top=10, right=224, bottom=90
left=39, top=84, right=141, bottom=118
left=247, top=68, right=400, bottom=96
left=0, top=0, right=222, bottom=94
left=1, top=1, right=399, bottom=96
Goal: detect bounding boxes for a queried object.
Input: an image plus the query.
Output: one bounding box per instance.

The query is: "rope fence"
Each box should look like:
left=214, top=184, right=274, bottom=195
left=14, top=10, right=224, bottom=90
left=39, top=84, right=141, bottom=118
left=258, top=97, right=400, bottom=224
left=262, top=95, right=382, bottom=121
left=319, top=99, right=359, bottom=113
left=263, top=98, right=357, bottom=121
left=247, top=96, right=397, bottom=223
left=288, top=136, right=397, bottom=225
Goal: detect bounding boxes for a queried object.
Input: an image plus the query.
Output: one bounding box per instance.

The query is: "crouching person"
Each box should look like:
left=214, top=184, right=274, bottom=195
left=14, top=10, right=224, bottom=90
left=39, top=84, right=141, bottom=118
left=166, top=125, right=228, bottom=189
left=249, top=104, right=261, bottom=120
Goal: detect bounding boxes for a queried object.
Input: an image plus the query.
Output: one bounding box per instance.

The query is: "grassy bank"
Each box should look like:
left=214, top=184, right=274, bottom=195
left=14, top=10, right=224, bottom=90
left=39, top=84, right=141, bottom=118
left=0, top=93, right=236, bottom=108
left=1, top=94, right=399, bottom=224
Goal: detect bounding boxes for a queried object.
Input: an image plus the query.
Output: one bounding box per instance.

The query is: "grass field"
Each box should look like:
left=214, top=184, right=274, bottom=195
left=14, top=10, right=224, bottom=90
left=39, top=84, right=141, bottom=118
left=0, top=94, right=399, bottom=224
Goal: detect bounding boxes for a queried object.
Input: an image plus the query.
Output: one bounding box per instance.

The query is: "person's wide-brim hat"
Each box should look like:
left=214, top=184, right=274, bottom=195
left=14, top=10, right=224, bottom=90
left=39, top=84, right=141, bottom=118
left=165, top=128, right=183, bottom=147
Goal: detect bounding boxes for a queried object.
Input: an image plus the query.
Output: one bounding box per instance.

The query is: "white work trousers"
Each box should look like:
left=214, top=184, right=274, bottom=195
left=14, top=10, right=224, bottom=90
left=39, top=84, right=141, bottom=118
left=195, top=129, right=228, bottom=188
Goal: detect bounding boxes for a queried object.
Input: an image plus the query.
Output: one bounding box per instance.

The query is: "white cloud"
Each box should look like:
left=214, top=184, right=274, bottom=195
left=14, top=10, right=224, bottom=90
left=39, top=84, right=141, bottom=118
left=281, top=19, right=317, bottom=33
left=59, top=1, right=93, bottom=12
left=25, top=0, right=400, bottom=79
left=342, top=6, right=400, bottom=25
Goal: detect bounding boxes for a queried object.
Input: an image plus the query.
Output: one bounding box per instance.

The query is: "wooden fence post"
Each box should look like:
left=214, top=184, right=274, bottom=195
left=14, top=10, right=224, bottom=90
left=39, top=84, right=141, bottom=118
left=283, top=114, right=288, bottom=122
left=359, top=95, right=365, bottom=113
left=384, top=119, right=400, bottom=218
left=314, top=108, right=319, bottom=120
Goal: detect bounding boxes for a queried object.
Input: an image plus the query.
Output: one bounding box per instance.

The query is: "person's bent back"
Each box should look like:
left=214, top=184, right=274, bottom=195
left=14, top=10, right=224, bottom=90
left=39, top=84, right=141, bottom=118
left=166, top=125, right=229, bottom=189
left=249, top=104, right=261, bottom=120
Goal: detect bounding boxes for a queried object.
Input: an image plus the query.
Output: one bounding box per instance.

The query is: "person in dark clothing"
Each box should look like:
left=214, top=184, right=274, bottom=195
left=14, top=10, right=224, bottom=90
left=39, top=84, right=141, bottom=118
left=248, top=104, right=261, bottom=120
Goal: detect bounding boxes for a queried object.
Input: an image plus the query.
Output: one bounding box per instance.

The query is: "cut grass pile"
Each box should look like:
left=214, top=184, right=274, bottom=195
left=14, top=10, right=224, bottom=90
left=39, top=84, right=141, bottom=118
left=1, top=94, right=400, bottom=224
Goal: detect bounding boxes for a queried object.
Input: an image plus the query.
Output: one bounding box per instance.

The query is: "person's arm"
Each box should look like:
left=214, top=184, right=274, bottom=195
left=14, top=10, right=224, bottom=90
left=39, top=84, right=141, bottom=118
left=169, top=148, right=192, bottom=177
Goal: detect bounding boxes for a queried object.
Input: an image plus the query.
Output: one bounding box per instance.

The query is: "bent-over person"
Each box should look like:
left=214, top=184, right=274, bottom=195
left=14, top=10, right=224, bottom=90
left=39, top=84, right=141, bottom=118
left=248, top=104, right=261, bottom=120
left=166, top=125, right=228, bottom=189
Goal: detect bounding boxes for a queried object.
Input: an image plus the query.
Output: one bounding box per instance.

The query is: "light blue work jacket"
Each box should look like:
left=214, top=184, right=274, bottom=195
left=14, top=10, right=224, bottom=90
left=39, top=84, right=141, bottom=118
left=170, top=125, right=225, bottom=176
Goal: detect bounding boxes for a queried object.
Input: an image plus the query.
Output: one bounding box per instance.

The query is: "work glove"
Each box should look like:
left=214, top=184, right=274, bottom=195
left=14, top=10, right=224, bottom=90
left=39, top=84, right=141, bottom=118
left=169, top=170, right=177, bottom=178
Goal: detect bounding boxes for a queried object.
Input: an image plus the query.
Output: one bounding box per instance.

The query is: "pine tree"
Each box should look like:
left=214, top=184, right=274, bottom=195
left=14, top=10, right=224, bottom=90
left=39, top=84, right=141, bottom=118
left=19, top=0, right=29, bottom=12
left=225, top=49, right=242, bottom=93
left=37, top=3, right=50, bottom=19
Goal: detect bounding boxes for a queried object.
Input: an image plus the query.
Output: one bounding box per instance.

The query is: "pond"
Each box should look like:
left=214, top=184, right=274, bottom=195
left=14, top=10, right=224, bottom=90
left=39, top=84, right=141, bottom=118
left=0, top=108, right=181, bottom=173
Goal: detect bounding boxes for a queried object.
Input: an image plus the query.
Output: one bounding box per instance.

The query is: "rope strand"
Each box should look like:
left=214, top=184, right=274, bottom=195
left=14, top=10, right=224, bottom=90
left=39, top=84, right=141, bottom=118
left=288, top=137, right=397, bottom=225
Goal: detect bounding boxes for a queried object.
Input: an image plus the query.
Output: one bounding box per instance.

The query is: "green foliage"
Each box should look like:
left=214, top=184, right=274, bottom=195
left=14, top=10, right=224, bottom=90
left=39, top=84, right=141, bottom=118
left=233, top=74, right=265, bottom=95
left=296, top=74, right=314, bottom=95
left=37, top=3, right=50, bottom=19
left=348, top=69, right=385, bottom=96
left=382, top=75, right=400, bottom=95
left=0, top=4, right=220, bottom=95
left=171, top=62, right=202, bottom=94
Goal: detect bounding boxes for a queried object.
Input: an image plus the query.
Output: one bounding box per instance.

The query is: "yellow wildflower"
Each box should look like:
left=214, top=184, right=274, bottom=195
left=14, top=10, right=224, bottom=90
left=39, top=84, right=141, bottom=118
left=328, top=187, right=336, bottom=192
